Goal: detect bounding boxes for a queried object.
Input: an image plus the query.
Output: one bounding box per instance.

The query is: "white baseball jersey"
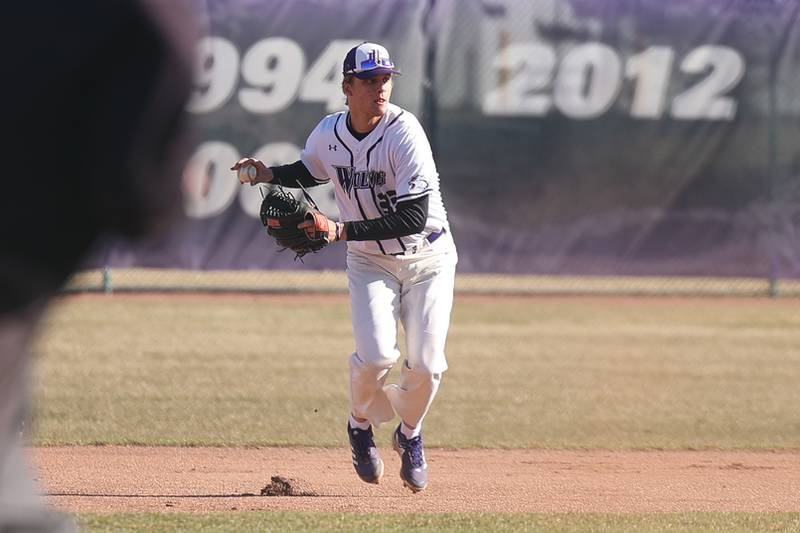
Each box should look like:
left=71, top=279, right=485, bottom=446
left=300, top=103, right=449, bottom=256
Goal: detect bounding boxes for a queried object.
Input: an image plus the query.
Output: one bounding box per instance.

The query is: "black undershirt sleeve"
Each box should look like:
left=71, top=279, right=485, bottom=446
left=269, top=160, right=319, bottom=188
left=345, top=195, right=428, bottom=241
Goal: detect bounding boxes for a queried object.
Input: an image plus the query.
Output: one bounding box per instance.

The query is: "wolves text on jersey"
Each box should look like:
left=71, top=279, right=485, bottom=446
left=334, top=166, right=387, bottom=198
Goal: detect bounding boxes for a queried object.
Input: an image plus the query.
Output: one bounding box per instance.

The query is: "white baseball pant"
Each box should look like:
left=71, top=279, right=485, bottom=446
left=346, top=232, right=457, bottom=429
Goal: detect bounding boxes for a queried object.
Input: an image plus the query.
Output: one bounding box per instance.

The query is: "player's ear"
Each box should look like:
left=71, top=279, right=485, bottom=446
left=342, top=75, right=354, bottom=97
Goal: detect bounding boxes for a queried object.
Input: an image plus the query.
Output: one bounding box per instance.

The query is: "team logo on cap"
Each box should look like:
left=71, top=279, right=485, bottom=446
left=359, top=47, right=394, bottom=71
left=344, top=42, right=400, bottom=77
left=368, top=49, right=380, bottom=64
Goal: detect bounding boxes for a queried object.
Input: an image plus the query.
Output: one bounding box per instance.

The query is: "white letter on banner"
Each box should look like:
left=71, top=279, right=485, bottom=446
left=482, top=43, right=555, bottom=116
left=626, top=46, right=674, bottom=119
left=239, top=38, right=305, bottom=114
left=183, top=142, right=240, bottom=218
left=672, top=45, right=744, bottom=120
left=187, top=37, right=239, bottom=114
left=299, top=39, right=363, bottom=112
left=555, top=43, right=622, bottom=119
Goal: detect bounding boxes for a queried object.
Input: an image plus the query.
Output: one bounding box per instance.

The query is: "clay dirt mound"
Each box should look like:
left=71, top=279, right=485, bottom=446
left=260, top=475, right=317, bottom=497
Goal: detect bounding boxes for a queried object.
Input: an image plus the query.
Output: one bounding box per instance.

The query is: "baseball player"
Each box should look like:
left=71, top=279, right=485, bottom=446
left=232, top=42, right=457, bottom=492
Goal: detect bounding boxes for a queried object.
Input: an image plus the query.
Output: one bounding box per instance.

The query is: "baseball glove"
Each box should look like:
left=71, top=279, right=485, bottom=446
left=259, top=184, right=333, bottom=259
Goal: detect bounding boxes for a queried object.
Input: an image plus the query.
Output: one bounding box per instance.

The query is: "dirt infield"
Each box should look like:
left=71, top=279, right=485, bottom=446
left=30, top=447, right=800, bottom=514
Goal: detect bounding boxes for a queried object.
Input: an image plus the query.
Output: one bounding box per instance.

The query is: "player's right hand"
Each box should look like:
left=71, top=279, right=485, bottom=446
left=231, top=157, right=270, bottom=185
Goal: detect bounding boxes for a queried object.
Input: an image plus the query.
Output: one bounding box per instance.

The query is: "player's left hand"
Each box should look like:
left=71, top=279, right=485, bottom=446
left=298, top=213, right=342, bottom=243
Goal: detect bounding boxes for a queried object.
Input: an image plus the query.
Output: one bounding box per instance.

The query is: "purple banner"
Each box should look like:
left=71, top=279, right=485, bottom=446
left=98, top=0, right=800, bottom=279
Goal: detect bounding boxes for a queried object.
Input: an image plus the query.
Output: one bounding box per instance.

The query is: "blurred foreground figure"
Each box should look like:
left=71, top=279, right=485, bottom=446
left=0, top=1, right=194, bottom=529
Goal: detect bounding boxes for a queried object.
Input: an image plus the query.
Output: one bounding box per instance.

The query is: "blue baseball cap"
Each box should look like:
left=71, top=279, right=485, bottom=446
left=342, top=42, right=401, bottom=79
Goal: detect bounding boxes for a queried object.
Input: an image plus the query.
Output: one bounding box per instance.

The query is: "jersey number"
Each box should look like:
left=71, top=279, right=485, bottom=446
left=377, top=191, right=397, bottom=215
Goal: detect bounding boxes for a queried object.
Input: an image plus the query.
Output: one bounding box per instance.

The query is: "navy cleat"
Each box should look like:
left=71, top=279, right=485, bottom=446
left=392, top=424, right=428, bottom=492
left=347, top=422, right=384, bottom=484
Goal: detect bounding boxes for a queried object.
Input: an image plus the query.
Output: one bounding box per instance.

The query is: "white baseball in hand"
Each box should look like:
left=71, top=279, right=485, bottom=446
left=238, top=164, right=257, bottom=183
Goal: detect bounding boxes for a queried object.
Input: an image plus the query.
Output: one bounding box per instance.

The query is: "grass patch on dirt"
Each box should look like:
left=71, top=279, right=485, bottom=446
left=78, top=512, right=800, bottom=532
left=31, top=294, right=800, bottom=449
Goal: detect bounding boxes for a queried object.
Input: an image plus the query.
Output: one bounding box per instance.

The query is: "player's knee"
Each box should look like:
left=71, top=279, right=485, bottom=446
left=405, top=353, right=447, bottom=378
left=349, top=351, right=395, bottom=373
left=404, top=360, right=443, bottom=384
left=352, top=340, right=400, bottom=369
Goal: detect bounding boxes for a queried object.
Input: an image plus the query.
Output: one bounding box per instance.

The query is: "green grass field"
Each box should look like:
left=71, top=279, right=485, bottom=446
left=31, top=294, right=800, bottom=531
left=33, top=295, right=800, bottom=449
left=79, top=511, right=800, bottom=532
